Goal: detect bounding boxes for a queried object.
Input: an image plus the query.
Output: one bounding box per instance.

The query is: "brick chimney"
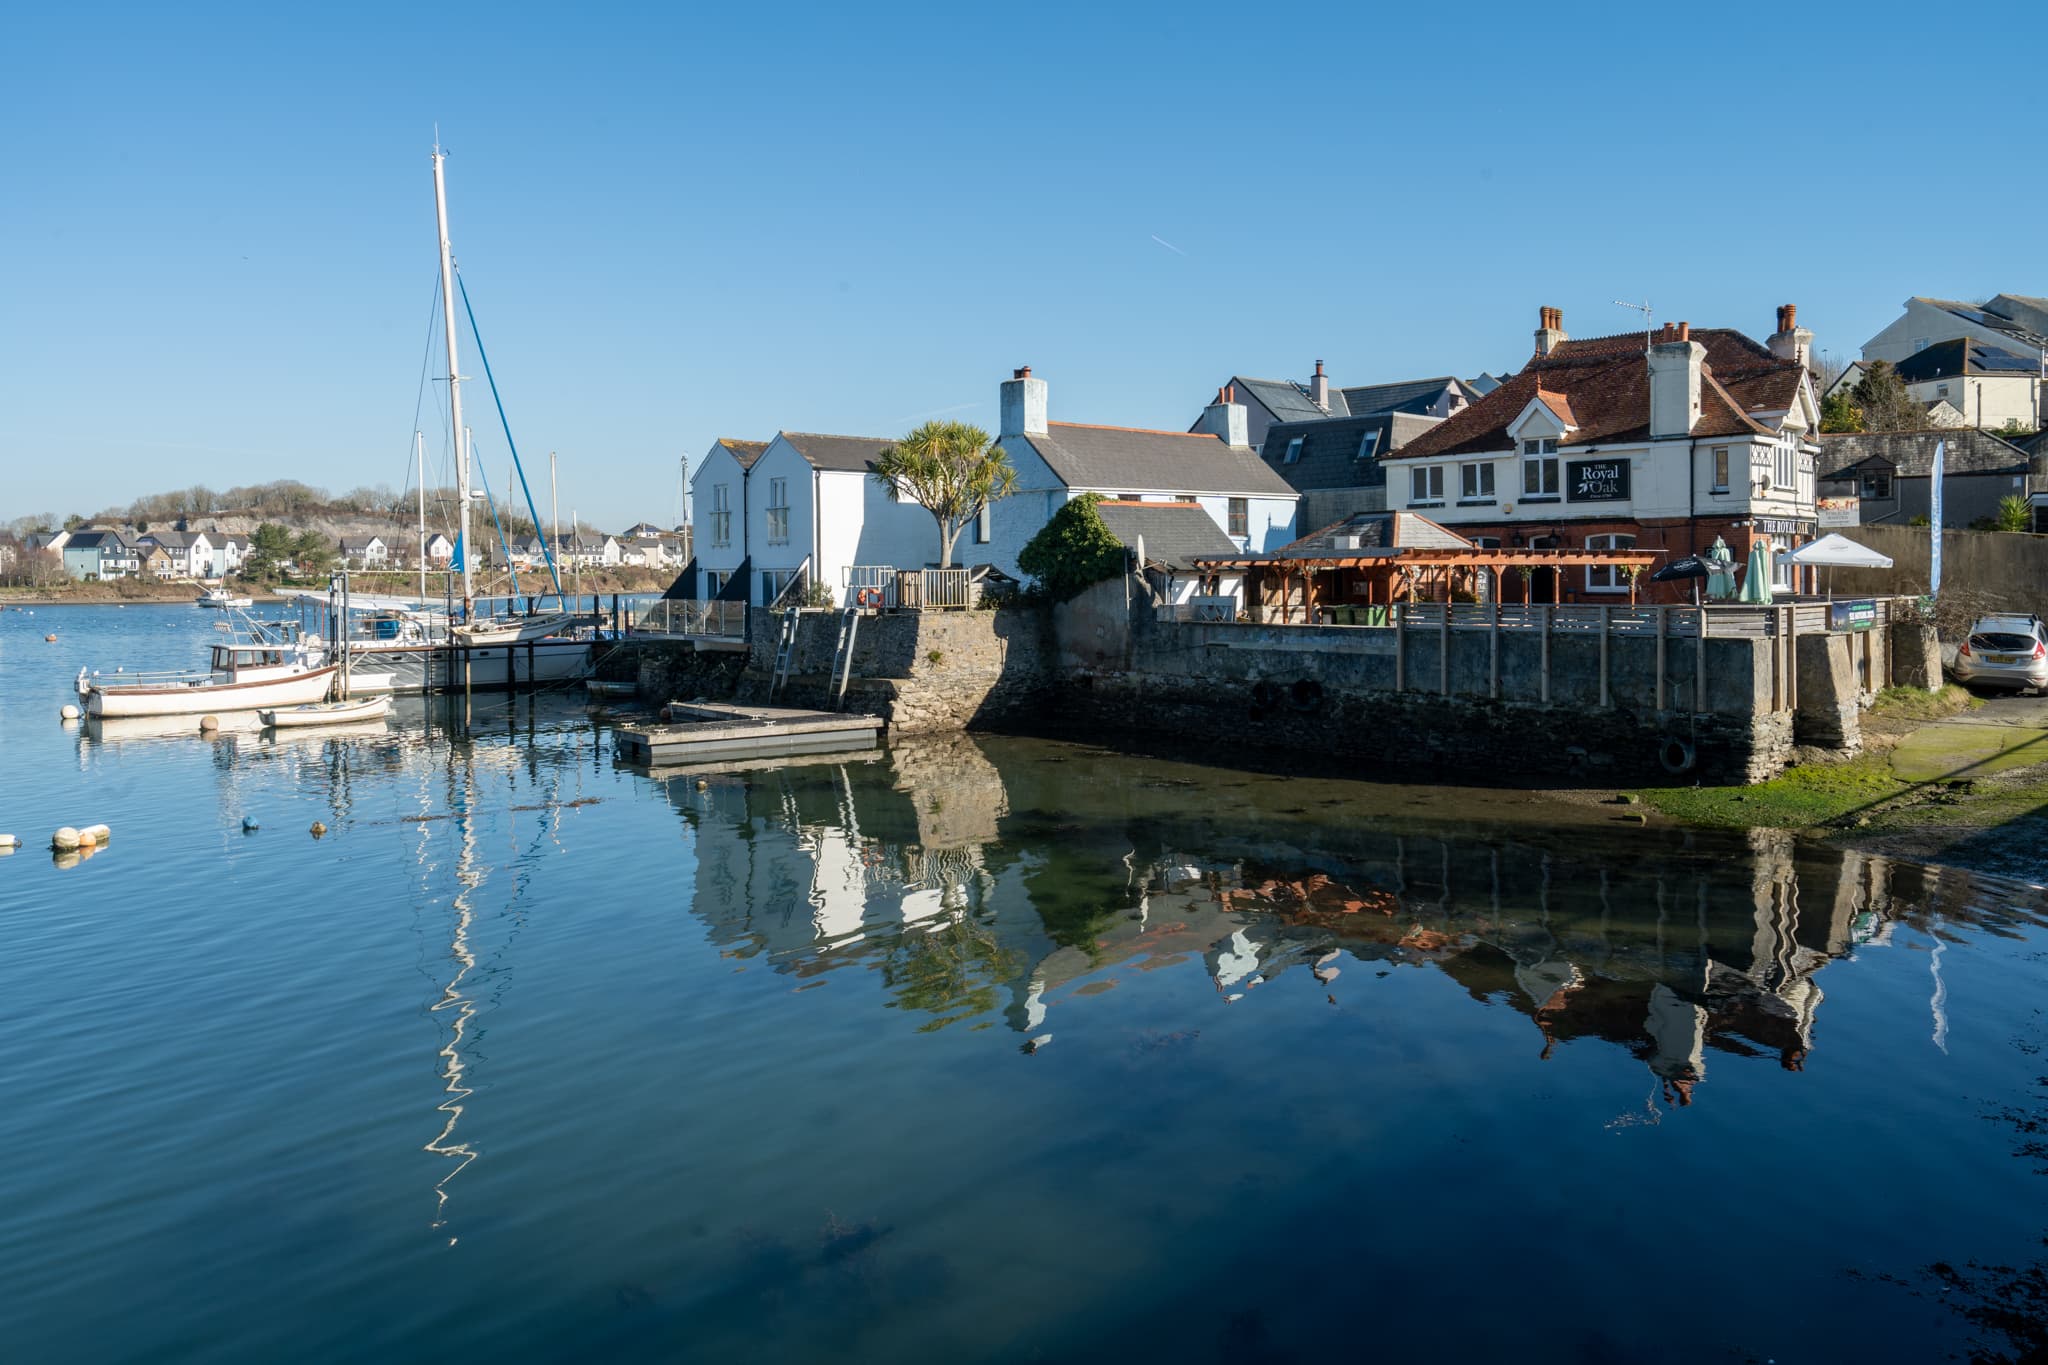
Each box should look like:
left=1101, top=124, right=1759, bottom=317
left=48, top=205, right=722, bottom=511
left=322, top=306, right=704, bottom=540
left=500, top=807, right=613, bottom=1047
left=1308, top=359, right=1330, bottom=412
left=1534, top=305, right=1567, bottom=357
left=1648, top=322, right=1703, bottom=438
left=1194, top=384, right=1250, bottom=448
left=1768, top=303, right=1813, bottom=370
left=999, top=365, right=1048, bottom=437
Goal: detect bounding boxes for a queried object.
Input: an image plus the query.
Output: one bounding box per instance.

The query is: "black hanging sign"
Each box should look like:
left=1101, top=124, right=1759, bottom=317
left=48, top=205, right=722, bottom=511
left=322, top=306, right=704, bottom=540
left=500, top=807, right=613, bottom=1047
left=1567, top=458, right=1630, bottom=502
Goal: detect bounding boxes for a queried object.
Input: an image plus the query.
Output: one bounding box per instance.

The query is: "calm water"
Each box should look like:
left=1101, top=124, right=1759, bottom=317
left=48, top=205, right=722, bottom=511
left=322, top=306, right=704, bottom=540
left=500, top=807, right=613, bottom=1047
left=5, top=604, right=2048, bottom=1364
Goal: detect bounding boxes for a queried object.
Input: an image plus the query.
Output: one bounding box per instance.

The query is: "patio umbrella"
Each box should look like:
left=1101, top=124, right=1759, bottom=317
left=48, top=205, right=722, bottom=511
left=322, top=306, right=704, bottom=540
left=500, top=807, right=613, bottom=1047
left=1704, top=535, right=1738, bottom=600
left=1652, top=554, right=1711, bottom=605
left=1783, top=532, right=1893, bottom=600
left=1738, top=539, right=1774, bottom=604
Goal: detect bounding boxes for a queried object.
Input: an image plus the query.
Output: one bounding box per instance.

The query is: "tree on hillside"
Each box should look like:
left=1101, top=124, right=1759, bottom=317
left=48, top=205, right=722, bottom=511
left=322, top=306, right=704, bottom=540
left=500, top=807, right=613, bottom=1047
left=241, top=523, right=296, bottom=579
left=1849, top=360, right=1923, bottom=432
left=1017, top=493, right=1127, bottom=601
left=290, top=530, right=336, bottom=577
left=871, top=421, right=1018, bottom=569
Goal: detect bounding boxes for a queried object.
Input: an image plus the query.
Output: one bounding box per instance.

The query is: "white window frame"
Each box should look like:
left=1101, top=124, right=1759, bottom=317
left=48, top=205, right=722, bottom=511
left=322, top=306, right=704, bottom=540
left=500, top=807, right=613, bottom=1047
left=1410, top=465, right=1444, bottom=504
left=766, top=476, right=790, bottom=545
left=1769, top=537, right=1794, bottom=591
left=1521, top=439, right=1559, bottom=497
left=1774, top=441, right=1796, bottom=491
left=1585, top=532, right=1636, bottom=593
left=973, top=501, right=991, bottom=545
left=710, top=484, right=732, bottom=548
left=1711, top=446, right=1730, bottom=492
left=1459, top=461, right=1496, bottom=501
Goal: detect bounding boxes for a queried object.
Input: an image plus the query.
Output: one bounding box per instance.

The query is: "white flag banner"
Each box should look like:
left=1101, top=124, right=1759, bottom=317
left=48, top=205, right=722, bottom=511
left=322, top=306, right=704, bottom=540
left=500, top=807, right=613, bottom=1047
left=1930, top=439, right=1945, bottom=597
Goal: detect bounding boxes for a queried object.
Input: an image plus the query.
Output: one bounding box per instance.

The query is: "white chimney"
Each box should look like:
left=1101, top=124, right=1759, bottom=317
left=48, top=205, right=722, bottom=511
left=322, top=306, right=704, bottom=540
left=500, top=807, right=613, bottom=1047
left=1194, top=384, right=1250, bottom=447
left=1534, top=305, right=1567, bottom=357
left=1768, top=303, right=1813, bottom=370
left=999, top=365, right=1048, bottom=437
left=1309, top=359, right=1330, bottom=412
left=1648, top=322, right=1704, bottom=439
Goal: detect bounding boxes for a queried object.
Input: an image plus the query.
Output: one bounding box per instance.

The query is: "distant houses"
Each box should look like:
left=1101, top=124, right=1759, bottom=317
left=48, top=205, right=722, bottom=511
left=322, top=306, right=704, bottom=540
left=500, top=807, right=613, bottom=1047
left=61, top=529, right=139, bottom=580
left=1817, top=429, right=2042, bottom=529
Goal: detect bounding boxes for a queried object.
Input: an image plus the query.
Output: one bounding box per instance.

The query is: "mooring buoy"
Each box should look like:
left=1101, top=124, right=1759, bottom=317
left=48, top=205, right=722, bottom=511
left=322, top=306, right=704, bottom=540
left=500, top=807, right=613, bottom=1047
left=198, top=714, right=220, bottom=733
left=242, top=816, right=260, bottom=833
left=59, top=704, right=80, bottom=721
left=50, top=827, right=80, bottom=852
left=309, top=821, right=327, bottom=838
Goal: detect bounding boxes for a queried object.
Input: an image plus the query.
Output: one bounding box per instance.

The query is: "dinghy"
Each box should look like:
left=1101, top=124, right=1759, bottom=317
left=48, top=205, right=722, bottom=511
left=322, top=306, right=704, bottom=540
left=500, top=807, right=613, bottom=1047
left=259, top=695, right=392, bottom=728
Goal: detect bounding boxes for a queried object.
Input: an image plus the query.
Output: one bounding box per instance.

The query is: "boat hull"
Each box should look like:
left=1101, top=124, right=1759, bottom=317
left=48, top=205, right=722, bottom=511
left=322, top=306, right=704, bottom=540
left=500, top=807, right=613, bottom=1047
left=260, top=696, right=392, bottom=728
left=334, top=641, right=591, bottom=693
left=86, top=665, right=340, bottom=718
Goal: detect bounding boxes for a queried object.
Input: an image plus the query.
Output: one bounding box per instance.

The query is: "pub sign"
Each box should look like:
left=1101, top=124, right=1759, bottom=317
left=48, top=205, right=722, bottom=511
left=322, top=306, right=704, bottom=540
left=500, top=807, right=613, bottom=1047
left=1567, top=457, right=1630, bottom=502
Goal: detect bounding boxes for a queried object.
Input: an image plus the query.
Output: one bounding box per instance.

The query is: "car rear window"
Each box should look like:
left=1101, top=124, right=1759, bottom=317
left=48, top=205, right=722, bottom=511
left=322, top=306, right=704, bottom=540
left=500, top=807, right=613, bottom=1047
left=1970, top=633, right=2035, bottom=652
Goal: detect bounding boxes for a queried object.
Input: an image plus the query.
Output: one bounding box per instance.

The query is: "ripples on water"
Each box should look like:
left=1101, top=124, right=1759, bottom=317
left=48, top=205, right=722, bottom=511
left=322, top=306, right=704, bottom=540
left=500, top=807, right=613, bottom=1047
left=4, top=604, right=2048, bottom=1364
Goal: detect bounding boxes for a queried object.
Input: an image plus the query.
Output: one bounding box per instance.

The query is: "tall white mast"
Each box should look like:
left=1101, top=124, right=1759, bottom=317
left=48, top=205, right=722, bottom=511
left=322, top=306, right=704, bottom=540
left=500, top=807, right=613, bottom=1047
left=432, top=145, right=472, bottom=615
left=415, top=430, right=427, bottom=602
left=550, top=450, right=559, bottom=602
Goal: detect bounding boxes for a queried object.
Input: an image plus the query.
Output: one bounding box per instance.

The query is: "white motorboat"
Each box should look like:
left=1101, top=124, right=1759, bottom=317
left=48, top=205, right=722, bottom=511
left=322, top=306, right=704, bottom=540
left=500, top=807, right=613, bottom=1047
left=196, top=587, right=254, bottom=609
left=83, top=658, right=339, bottom=718
left=260, top=695, right=391, bottom=728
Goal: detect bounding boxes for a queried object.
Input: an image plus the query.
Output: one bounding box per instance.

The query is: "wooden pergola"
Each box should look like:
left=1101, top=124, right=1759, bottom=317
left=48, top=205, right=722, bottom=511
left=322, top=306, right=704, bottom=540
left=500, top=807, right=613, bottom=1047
left=1193, top=546, right=1666, bottom=624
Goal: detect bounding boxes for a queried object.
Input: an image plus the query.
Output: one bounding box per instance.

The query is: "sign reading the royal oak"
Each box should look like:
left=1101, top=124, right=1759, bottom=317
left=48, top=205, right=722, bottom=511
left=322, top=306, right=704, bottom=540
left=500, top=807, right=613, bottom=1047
left=1566, top=458, right=1630, bottom=502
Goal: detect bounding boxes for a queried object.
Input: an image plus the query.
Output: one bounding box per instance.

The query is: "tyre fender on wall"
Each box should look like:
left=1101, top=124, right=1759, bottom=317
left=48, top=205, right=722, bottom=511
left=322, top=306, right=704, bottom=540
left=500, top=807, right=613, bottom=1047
left=1659, top=736, right=1697, bottom=775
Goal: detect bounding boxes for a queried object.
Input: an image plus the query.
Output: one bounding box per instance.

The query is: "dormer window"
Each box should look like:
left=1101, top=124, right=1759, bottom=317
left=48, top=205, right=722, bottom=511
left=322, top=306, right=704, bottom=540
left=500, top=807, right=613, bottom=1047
left=1283, top=436, right=1305, bottom=464
left=1521, top=438, right=1559, bottom=498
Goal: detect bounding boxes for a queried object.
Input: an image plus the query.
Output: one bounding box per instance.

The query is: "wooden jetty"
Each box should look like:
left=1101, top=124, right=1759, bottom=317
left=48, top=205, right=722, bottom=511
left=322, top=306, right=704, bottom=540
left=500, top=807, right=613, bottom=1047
left=615, top=702, right=882, bottom=766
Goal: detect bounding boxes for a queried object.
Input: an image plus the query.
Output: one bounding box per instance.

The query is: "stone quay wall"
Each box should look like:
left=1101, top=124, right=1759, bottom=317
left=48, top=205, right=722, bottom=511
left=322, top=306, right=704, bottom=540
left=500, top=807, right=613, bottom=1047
left=619, top=582, right=1940, bottom=784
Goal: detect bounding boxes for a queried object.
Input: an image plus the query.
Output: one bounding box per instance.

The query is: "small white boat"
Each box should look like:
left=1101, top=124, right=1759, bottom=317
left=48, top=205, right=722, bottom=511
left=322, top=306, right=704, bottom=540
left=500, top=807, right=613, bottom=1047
left=84, top=661, right=339, bottom=717
left=196, top=587, right=253, bottom=609
left=259, top=695, right=392, bottom=728
left=450, top=612, right=583, bottom=646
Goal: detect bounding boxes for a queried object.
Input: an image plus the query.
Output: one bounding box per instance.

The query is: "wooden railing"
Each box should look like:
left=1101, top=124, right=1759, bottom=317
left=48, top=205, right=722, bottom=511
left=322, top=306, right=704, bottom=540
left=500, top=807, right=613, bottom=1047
left=843, top=566, right=974, bottom=610
left=1167, top=598, right=1910, bottom=639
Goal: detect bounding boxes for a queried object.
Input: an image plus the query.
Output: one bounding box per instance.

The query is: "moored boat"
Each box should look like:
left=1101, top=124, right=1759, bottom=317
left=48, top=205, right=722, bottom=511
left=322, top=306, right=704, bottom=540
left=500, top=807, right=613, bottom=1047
left=196, top=587, right=254, bottom=609
left=84, top=661, right=339, bottom=718
left=259, top=695, right=392, bottom=728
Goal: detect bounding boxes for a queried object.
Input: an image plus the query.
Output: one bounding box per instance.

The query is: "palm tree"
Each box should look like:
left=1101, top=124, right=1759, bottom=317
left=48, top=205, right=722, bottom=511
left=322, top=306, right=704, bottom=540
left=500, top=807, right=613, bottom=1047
left=871, top=420, right=1018, bottom=568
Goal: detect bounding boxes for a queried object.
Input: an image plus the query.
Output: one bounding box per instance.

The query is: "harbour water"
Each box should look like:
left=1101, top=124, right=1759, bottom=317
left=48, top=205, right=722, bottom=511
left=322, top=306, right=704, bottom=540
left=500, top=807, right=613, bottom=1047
left=5, top=604, right=2048, bottom=1363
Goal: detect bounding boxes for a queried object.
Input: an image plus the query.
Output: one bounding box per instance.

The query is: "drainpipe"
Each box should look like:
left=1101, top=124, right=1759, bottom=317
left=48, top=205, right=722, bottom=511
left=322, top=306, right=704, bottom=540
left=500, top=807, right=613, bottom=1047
left=813, top=467, right=823, bottom=603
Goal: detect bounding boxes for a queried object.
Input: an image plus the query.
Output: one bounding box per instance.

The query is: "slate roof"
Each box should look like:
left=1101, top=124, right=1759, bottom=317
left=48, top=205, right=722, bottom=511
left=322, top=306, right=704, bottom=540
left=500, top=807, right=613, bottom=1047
left=64, top=530, right=126, bottom=550
left=1896, top=337, right=2043, bottom=382
left=778, top=432, right=894, bottom=473
left=1387, top=328, right=1802, bottom=462
left=1818, top=429, right=2035, bottom=480
left=1092, top=501, right=1242, bottom=571
left=715, top=438, right=770, bottom=470
left=143, top=530, right=202, bottom=549
left=1338, top=376, right=1469, bottom=417
left=1229, top=376, right=1346, bottom=423
left=1923, top=298, right=2048, bottom=352
left=1263, top=511, right=1473, bottom=560
left=1015, top=422, right=1298, bottom=498
left=1259, top=414, right=1395, bottom=493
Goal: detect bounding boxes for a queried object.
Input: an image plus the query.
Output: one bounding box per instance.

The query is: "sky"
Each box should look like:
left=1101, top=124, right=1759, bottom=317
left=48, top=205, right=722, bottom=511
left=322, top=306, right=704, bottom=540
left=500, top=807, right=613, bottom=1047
left=4, top=0, right=2044, bottom=532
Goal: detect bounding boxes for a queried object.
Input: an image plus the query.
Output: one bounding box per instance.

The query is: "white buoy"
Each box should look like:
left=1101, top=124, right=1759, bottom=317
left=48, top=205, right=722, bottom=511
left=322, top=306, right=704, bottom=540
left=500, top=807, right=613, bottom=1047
left=198, top=715, right=220, bottom=733
left=0, top=834, right=19, bottom=848
left=83, top=824, right=110, bottom=844
left=59, top=704, right=80, bottom=721
left=50, top=827, right=80, bottom=852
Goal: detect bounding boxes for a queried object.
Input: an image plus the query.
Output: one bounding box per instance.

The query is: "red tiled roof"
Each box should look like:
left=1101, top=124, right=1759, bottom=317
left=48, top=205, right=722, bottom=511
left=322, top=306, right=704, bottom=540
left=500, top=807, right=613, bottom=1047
left=1534, top=389, right=1577, bottom=426
left=1386, top=328, right=1798, bottom=462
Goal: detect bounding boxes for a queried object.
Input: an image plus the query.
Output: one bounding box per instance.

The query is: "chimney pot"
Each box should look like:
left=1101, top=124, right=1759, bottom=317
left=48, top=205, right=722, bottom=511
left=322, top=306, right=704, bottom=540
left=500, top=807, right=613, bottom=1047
left=1314, top=359, right=1325, bottom=377
left=1677, top=321, right=1690, bottom=341
left=1013, top=365, right=1031, bottom=379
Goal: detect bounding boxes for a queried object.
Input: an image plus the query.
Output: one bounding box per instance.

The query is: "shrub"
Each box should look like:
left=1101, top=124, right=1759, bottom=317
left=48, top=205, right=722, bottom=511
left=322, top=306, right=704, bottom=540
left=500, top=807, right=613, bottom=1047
left=1017, top=493, right=1127, bottom=602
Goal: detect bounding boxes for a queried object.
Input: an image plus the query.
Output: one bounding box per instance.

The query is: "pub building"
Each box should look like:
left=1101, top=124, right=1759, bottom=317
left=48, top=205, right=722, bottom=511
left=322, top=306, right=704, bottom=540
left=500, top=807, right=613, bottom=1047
left=1378, top=306, right=1822, bottom=604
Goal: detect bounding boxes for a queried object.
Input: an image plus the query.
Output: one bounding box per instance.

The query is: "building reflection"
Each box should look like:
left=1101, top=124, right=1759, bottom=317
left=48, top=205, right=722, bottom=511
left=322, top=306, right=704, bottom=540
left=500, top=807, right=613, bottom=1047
left=659, top=735, right=2019, bottom=1107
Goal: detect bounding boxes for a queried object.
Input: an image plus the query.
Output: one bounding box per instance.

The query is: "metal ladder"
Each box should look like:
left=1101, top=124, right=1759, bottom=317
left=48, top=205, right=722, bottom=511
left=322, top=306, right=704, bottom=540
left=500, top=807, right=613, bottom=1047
left=828, top=608, right=861, bottom=709
left=769, top=607, right=801, bottom=698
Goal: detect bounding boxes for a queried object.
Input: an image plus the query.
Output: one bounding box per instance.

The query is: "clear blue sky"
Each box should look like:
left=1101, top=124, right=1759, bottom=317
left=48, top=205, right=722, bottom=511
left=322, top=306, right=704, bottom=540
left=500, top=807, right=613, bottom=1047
left=3, top=1, right=2041, bottom=531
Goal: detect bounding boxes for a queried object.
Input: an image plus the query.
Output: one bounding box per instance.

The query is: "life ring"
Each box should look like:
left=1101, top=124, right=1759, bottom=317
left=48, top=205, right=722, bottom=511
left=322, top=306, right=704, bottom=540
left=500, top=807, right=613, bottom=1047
left=856, top=587, right=883, bottom=608
left=1659, top=737, right=1697, bottom=775
left=1251, top=680, right=1280, bottom=709
left=1289, top=679, right=1324, bottom=711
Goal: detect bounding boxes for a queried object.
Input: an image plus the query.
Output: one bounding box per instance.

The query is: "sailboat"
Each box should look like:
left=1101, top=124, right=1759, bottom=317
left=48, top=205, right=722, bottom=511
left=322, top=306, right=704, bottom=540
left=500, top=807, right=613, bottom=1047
left=426, top=145, right=581, bottom=648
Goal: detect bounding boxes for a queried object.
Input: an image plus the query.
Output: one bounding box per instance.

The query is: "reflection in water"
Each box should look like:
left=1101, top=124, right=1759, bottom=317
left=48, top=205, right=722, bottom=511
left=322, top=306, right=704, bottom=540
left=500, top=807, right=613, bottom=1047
left=661, top=736, right=2029, bottom=1114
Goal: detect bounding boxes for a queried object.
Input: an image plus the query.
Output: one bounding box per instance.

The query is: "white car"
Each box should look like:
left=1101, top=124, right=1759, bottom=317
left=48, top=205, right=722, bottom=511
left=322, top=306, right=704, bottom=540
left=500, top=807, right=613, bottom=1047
left=1952, top=614, right=2048, bottom=692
